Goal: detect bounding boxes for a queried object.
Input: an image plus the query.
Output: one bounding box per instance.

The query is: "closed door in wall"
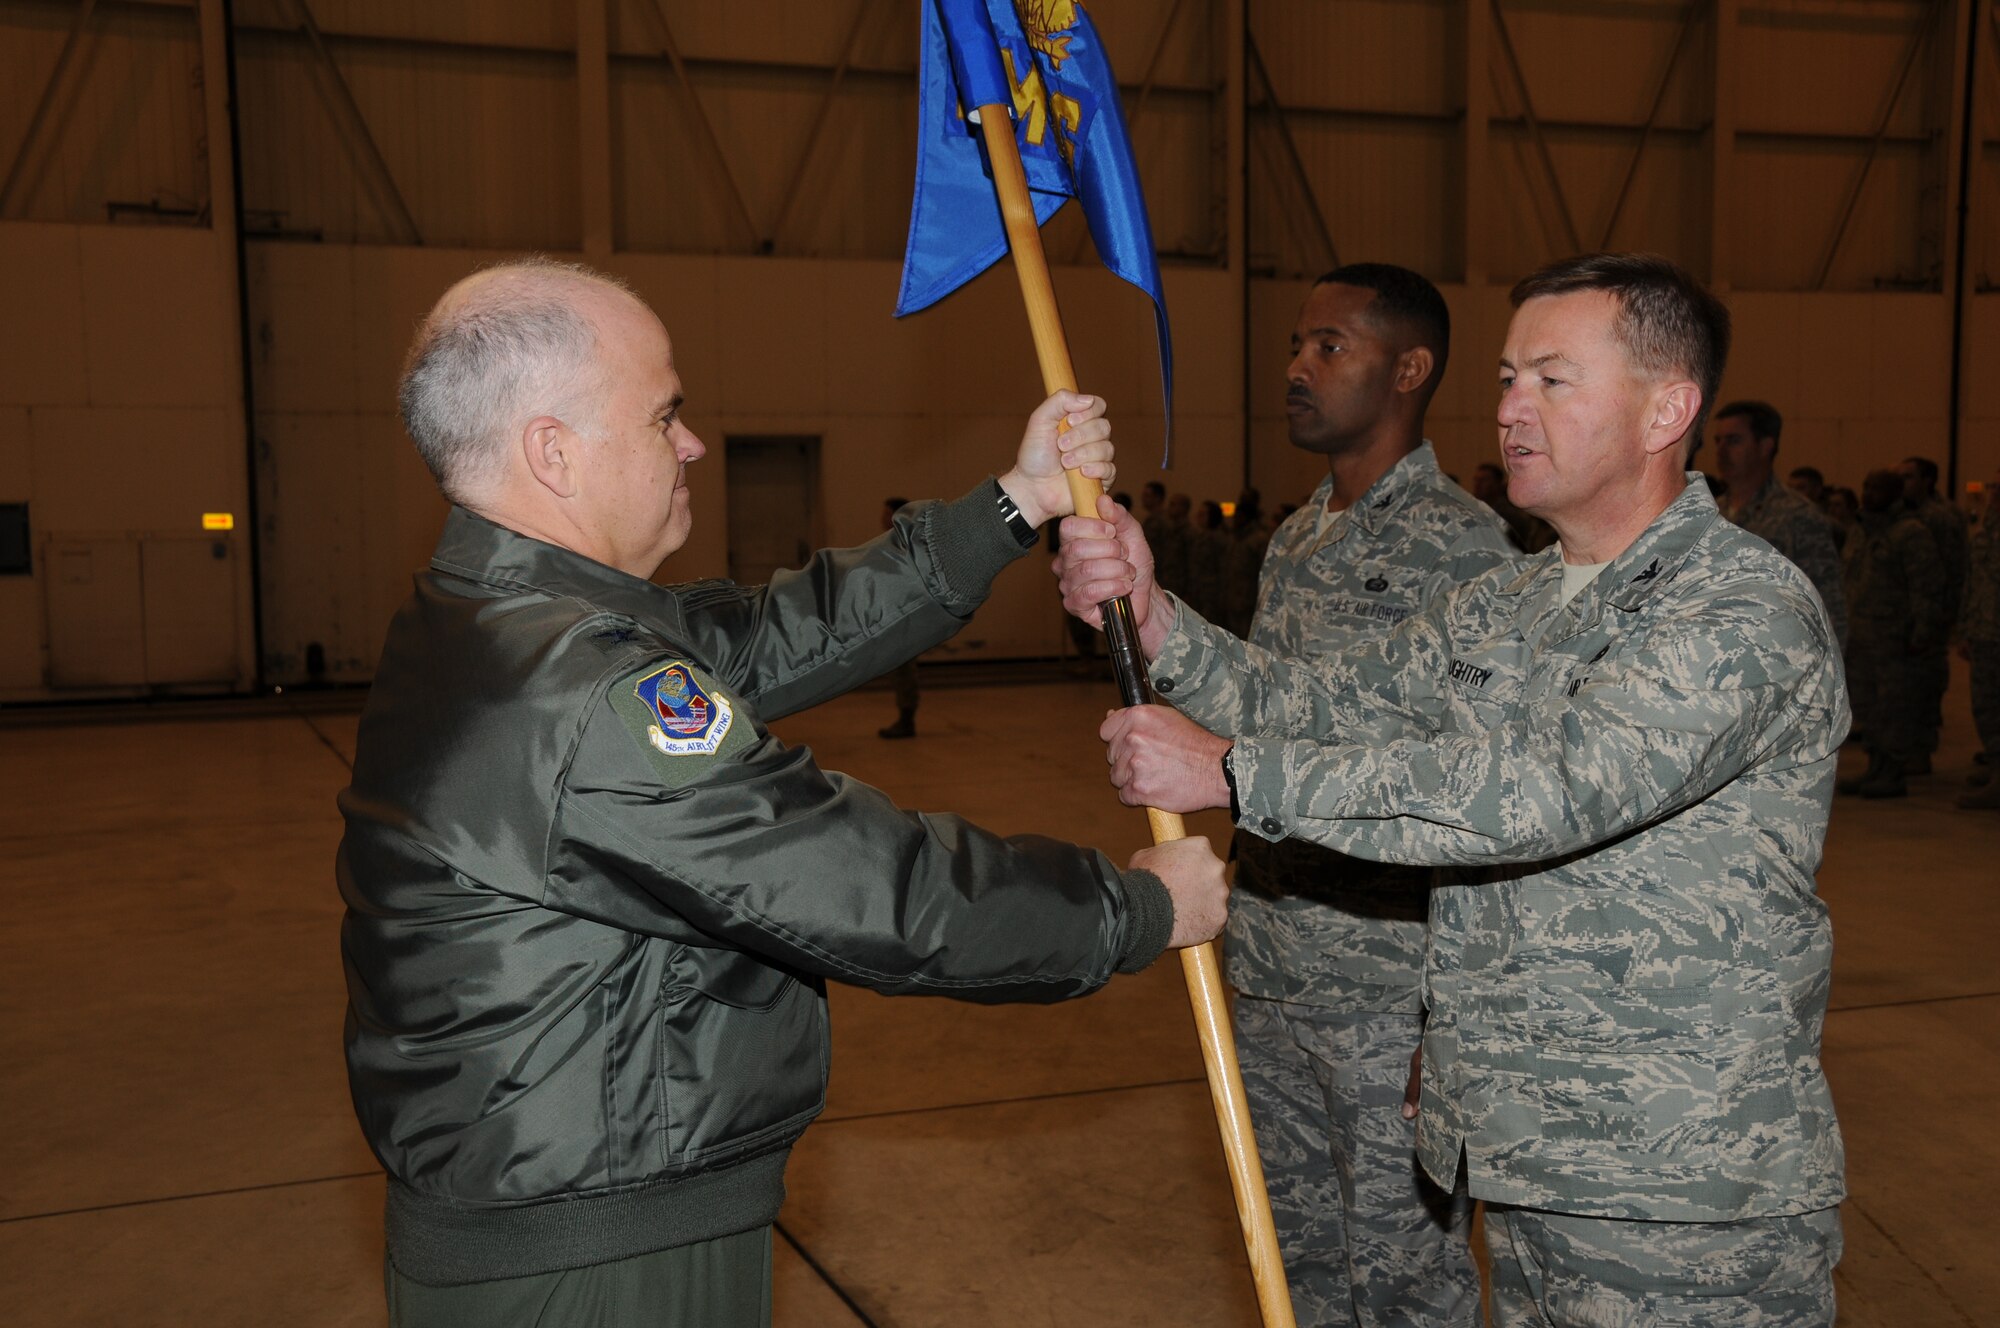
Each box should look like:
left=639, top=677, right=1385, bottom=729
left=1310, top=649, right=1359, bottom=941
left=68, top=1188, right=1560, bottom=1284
left=725, top=437, right=820, bottom=587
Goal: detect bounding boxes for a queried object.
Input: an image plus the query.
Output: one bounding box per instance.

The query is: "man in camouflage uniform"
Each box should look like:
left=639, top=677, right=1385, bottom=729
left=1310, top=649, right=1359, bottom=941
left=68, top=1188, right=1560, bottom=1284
left=1839, top=469, right=1945, bottom=798
left=1224, top=263, right=1516, bottom=1327
left=1899, top=456, right=1970, bottom=769
left=1711, top=401, right=1847, bottom=644
left=1958, top=470, right=2000, bottom=809
left=1060, top=254, right=1847, bottom=1324
left=1142, top=481, right=1191, bottom=600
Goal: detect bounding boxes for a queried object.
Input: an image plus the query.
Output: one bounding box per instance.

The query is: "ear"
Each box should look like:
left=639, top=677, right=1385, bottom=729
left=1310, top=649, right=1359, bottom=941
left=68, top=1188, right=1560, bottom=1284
left=1643, top=380, right=1702, bottom=458
left=521, top=416, right=579, bottom=498
left=1393, top=346, right=1436, bottom=396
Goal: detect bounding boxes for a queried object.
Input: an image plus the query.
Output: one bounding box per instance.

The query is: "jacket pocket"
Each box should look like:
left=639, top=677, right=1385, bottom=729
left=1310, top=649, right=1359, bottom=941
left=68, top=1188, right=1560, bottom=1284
left=1522, top=985, right=1721, bottom=1151
left=656, top=946, right=829, bottom=1167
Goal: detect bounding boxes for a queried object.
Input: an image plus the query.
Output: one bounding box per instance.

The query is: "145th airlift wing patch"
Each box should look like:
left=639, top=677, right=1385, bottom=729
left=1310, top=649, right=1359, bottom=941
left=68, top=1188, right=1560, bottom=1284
left=629, top=661, right=734, bottom=756
left=606, top=658, right=754, bottom=788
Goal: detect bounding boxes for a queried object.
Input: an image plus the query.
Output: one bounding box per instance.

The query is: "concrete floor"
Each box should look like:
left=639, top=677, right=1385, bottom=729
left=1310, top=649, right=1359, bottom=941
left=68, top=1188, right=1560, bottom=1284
left=1, top=670, right=1994, bottom=1327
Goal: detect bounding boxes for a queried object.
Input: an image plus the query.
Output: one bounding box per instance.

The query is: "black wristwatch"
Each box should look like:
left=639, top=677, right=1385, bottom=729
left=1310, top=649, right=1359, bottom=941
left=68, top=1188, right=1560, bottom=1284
left=1220, top=743, right=1241, bottom=822
left=995, top=488, right=1038, bottom=549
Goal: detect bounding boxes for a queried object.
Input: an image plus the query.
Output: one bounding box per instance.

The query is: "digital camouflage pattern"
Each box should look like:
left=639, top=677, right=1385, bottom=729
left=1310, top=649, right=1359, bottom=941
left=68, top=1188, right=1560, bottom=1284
left=1224, top=444, right=1510, bottom=1328
left=1236, top=998, right=1477, bottom=1328
left=1724, top=478, right=1847, bottom=645
left=1841, top=507, right=1944, bottom=763
left=1230, top=444, right=1519, bottom=1015
left=1906, top=494, right=1970, bottom=631
left=1964, top=508, right=2000, bottom=771
left=1150, top=477, right=1848, bottom=1220
left=1484, top=1204, right=1841, bottom=1327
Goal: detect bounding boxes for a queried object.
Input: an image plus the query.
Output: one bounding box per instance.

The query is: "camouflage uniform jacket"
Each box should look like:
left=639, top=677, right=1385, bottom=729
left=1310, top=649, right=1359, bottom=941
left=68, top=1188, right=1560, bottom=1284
left=1843, top=510, right=1945, bottom=654
left=1229, top=442, right=1518, bottom=1013
left=1726, top=477, right=1848, bottom=645
left=1964, top=511, right=1999, bottom=644
left=1907, top=496, right=1970, bottom=633
left=1149, top=477, right=1848, bottom=1220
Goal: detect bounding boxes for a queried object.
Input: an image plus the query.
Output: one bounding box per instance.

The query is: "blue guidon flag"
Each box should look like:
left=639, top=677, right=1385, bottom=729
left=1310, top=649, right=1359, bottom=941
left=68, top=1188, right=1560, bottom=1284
left=634, top=663, right=734, bottom=756
left=898, top=0, right=1173, bottom=454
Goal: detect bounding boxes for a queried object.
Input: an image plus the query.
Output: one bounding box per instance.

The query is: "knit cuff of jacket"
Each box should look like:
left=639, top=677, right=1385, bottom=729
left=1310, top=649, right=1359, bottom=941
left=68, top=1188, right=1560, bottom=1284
left=922, top=477, right=1034, bottom=614
left=1115, top=868, right=1174, bottom=973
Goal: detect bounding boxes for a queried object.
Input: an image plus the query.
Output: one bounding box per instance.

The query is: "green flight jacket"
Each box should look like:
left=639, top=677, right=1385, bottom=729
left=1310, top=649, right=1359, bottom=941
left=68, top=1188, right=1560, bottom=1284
left=338, top=480, right=1171, bottom=1286
left=1151, top=478, right=1847, bottom=1222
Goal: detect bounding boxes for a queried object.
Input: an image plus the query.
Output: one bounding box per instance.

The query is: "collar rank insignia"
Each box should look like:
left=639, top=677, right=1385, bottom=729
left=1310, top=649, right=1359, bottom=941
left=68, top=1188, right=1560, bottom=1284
left=634, top=662, right=733, bottom=756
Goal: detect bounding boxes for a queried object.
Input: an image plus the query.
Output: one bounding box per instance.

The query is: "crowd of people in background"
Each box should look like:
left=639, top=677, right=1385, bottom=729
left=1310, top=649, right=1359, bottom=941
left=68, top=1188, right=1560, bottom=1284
left=1111, top=430, right=1999, bottom=813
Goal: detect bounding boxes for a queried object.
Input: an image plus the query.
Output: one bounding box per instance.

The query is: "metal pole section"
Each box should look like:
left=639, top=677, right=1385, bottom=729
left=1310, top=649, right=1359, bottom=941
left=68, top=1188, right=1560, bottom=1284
left=1946, top=0, right=1981, bottom=499
left=200, top=0, right=265, bottom=689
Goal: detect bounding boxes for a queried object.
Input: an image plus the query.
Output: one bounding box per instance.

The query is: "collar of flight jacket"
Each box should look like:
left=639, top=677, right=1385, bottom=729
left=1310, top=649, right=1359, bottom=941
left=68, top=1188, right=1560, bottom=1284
left=1305, top=440, right=1442, bottom=544
left=1492, top=473, right=1722, bottom=632
left=428, top=505, right=691, bottom=637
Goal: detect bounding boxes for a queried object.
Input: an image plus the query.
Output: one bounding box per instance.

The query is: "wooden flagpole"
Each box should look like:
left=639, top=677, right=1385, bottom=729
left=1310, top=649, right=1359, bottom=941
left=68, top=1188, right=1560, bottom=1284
left=974, top=107, right=1297, bottom=1328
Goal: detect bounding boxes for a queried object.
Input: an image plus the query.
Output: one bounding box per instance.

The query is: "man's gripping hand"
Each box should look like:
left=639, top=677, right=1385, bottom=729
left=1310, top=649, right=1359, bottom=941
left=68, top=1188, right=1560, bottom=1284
left=997, top=391, right=1116, bottom=529
left=1129, top=836, right=1228, bottom=949
left=1055, top=496, right=1175, bottom=658
left=1103, top=705, right=1233, bottom=814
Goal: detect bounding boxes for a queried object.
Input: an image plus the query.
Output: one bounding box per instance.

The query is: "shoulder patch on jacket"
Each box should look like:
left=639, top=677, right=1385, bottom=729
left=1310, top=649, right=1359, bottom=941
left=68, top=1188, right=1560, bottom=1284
left=608, top=660, right=749, bottom=781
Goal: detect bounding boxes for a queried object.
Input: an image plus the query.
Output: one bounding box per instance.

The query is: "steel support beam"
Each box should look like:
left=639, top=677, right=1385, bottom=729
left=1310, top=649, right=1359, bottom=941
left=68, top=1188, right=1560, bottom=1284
left=1600, top=0, right=1705, bottom=249
left=640, top=0, right=766, bottom=253
left=1246, top=27, right=1338, bottom=273
left=1710, top=0, right=1737, bottom=287
left=770, top=0, right=873, bottom=253
left=0, top=0, right=101, bottom=218
left=1813, top=0, right=1946, bottom=290
left=292, top=0, right=422, bottom=245
left=1490, top=0, right=1582, bottom=255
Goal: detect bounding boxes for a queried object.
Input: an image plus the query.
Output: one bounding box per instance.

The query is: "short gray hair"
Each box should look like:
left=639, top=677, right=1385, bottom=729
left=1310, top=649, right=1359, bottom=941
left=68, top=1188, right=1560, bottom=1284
left=398, top=256, right=633, bottom=503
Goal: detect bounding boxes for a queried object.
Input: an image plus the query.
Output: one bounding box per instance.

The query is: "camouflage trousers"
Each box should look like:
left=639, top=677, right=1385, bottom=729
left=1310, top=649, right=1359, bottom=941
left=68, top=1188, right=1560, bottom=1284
left=1916, top=646, right=1949, bottom=754
left=1971, top=641, right=2000, bottom=757
left=1844, top=640, right=1921, bottom=761
left=1484, top=1204, right=1841, bottom=1328
left=1235, top=996, right=1477, bottom=1328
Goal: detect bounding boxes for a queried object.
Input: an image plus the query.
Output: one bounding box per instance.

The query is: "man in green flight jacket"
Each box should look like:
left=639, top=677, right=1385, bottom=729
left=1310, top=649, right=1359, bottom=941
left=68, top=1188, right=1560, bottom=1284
left=338, top=257, right=1227, bottom=1327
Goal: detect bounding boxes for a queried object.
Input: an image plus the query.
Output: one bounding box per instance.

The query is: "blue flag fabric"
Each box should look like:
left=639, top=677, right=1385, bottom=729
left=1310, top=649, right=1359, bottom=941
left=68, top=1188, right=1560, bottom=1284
left=898, top=0, right=1173, bottom=451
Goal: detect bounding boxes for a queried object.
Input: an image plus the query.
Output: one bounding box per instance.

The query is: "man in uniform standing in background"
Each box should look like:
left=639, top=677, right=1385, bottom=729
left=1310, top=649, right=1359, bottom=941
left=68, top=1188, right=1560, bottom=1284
left=1960, top=469, right=2000, bottom=809
left=1900, top=455, right=1969, bottom=770
left=1223, top=263, right=1516, bottom=1327
left=1710, top=400, right=1847, bottom=644
left=1842, top=468, right=1946, bottom=798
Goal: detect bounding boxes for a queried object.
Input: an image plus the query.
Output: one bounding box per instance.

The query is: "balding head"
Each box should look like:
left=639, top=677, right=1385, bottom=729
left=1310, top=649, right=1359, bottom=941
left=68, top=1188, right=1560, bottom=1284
left=399, top=257, right=639, bottom=504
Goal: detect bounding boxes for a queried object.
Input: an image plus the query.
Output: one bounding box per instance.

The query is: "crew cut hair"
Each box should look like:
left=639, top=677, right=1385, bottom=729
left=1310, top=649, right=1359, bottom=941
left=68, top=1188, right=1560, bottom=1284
left=1717, top=399, right=1783, bottom=451
left=1317, top=262, right=1452, bottom=393
left=398, top=256, right=634, bottom=504
left=1902, top=455, right=1939, bottom=488
left=1510, top=252, right=1731, bottom=451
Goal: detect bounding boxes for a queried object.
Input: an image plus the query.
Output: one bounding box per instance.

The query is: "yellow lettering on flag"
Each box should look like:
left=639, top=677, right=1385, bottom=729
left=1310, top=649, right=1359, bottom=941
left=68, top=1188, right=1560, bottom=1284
left=1000, top=48, right=1080, bottom=167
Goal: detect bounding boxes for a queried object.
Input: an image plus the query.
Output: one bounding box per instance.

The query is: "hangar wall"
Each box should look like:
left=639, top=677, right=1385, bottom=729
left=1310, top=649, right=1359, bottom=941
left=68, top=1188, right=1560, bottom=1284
left=1, top=0, right=1996, bottom=698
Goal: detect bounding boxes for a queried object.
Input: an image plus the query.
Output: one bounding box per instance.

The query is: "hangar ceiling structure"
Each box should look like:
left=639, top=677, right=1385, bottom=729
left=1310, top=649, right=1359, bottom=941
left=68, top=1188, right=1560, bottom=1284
left=7, top=0, right=1993, bottom=286
left=2, top=0, right=1998, bottom=694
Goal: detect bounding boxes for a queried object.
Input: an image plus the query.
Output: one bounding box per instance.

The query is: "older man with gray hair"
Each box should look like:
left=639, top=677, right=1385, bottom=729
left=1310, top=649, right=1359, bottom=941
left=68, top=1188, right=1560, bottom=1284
left=338, top=257, right=1228, bottom=1327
